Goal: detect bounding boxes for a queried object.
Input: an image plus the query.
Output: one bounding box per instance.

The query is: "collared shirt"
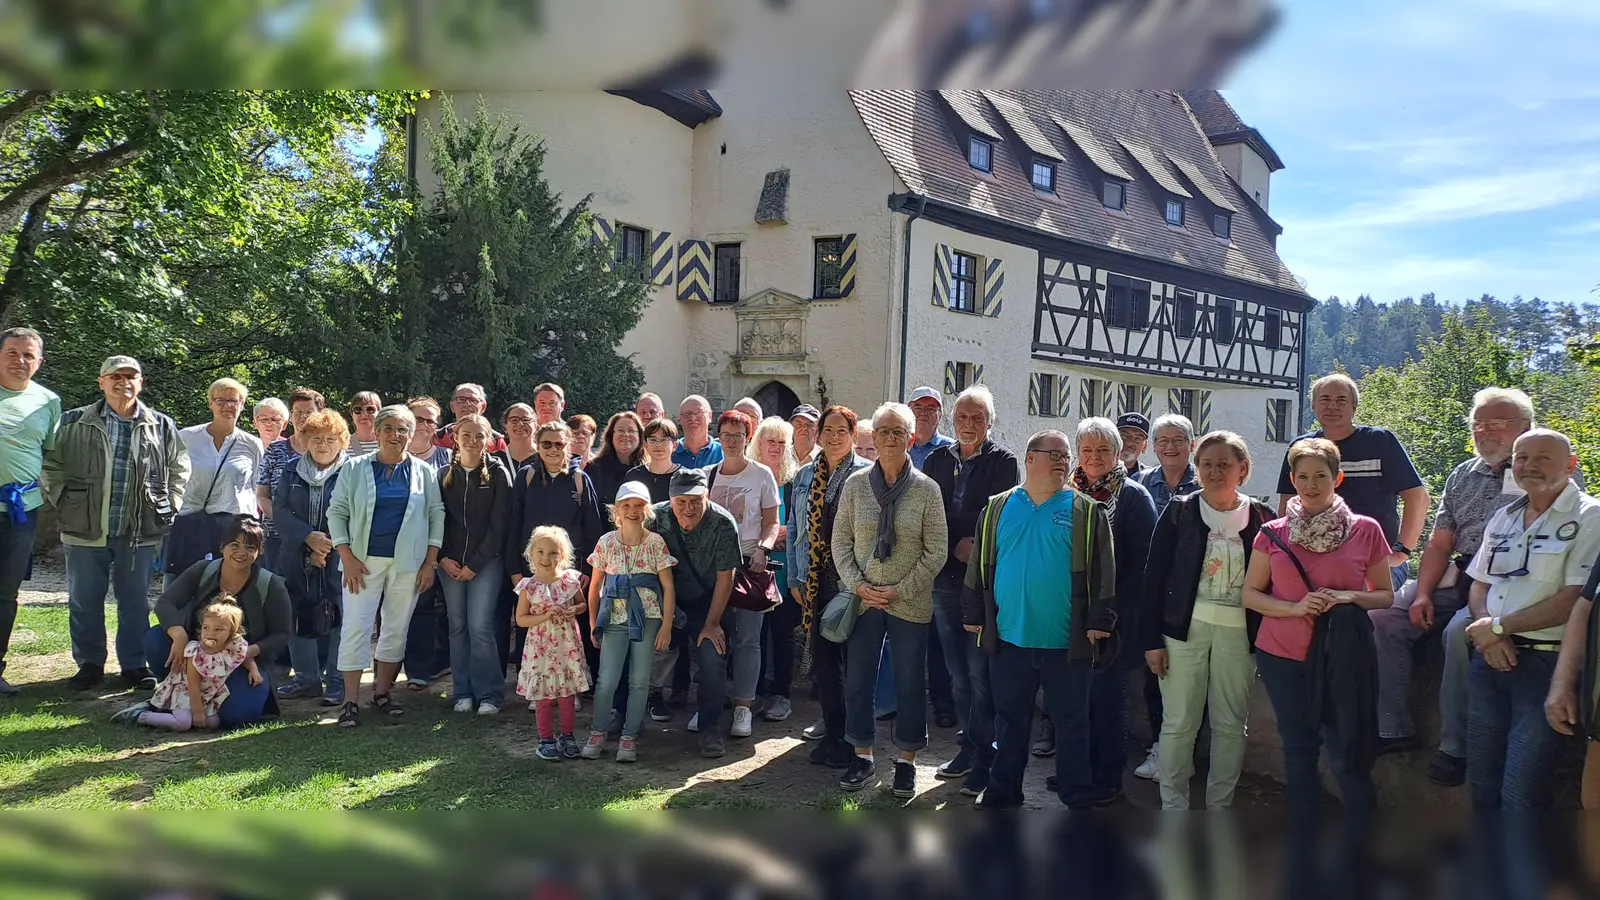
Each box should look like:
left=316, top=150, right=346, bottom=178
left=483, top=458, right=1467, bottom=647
left=177, top=425, right=264, bottom=516
left=993, top=488, right=1076, bottom=649
left=1466, top=481, right=1600, bottom=642
left=1136, top=464, right=1200, bottom=518
left=0, top=381, right=61, bottom=513
left=672, top=437, right=724, bottom=469
left=909, top=432, right=955, bottom=470
left=104, top=404, right=142, bottom=537
left=1433, top=456, right=1523, bottom=557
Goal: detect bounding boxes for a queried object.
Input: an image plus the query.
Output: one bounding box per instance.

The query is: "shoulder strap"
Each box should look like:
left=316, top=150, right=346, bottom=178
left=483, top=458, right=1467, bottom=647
left=574, top=470, right=584, bottom=504
left=705, top=464, right=718, bottom=492
left=1261, top=524, right=1317, bottom=592
left=197, top=558, right=224, bottom=597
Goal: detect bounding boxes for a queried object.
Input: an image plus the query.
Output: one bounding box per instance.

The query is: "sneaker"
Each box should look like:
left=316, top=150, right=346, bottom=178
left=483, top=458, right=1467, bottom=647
left=580, top=731, right=605, bottom=760
left=1133, top=745, right=1159, bottom=781
left=536, top=739, right=561, bottom=761
left=974, top=789, right=1022, bottom=810
left=801, top=719, right=827, bottom=741
left=1031, top=723, right=1056, bottom=758
left=1426, top=750, right=1467, bottom=787
left=67, top=667, right=104, bottom=690
left=453, top=698, right=475, bottom=714
left=809, top=738, right=854, bottom=768
left=687, top=711, right=701, bottom=733
left=875, top=710, right=897, bottom=722
left=647, top=692, right=672, bottom=722
left=730, top=706, right=754, bottom=738
left=559, top=733, right=582, bottom=759
left=320, top=692, right=344, bottom=707
left=616, top=736, right=638, bottom=763
left=110, top=702, right=152, bottom=726
left=839, top=757, right=874, bottom=792
left=1091, top=786, right=1124, bottom=807
left=763, top=696, right=793, bottom=722
left=0, top=675, right=17, bottom=696
left=1378, top=734, right=1422, bottom=756
left=477, top=703, right=500, bottom=716
left=701, top=731, right=727, bottom=758
left=277, top=681, right=322, bottom=700
left=959, top=768, right=989, bottom=797
left=118, top=667, right=156, bottom=691
left=892, top=761, right=917, bottom=799
left=936, top=749, right=973, bottom=779
left=933, top=709, right=958, bottom=729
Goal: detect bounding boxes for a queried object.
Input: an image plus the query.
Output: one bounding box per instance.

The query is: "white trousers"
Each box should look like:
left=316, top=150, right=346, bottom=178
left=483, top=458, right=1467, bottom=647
left=1157, top=618, right=1255, bottom=810
left=337, top=556, right=419, bottom=672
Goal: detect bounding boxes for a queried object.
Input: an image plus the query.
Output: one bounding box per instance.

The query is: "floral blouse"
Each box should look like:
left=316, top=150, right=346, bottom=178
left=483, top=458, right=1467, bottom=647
left=586, top=531, right=676, bottom=622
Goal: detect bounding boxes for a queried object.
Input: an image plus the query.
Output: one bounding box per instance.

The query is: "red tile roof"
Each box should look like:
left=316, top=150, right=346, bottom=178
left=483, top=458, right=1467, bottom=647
left=849, top=90, right=1306, bottom=297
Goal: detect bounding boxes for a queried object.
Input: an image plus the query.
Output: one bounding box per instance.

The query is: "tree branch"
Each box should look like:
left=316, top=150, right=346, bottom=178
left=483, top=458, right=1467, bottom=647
left=0, top=193, right=54, bottom=323
left=0, top=137, right=146, bottom=236
left=0, top=90, right=51, bottom=143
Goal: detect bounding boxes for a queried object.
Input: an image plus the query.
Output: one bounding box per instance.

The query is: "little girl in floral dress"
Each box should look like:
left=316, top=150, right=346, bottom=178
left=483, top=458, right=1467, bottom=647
left=113, top=596, right=261, bottom=732
left=515, top=525, right=592, bottom=761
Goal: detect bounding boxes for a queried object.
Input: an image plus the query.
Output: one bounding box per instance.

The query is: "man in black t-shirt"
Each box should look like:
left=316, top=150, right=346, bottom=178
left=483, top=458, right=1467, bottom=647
left=1275, top=373, right=1429, bottom=592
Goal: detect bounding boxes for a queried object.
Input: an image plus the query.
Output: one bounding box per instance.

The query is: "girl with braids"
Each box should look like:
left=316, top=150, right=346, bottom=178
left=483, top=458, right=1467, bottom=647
left=437, top=414, right=514, bottom=715
left=784, top=405, right=871, bottom=768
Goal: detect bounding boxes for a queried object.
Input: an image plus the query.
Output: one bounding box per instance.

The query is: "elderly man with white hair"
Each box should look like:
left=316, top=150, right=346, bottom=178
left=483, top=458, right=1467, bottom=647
left=1370, top=387, right=1550, bottom=785
left=1463, top=427, right=1599, bottom=809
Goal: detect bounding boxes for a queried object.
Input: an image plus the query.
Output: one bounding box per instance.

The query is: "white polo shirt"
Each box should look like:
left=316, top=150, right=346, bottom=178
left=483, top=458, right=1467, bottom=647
left=1466, top=480, right=1600, bottom=642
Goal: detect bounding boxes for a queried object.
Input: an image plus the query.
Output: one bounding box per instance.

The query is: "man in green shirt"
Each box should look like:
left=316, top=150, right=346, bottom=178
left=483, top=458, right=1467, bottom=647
left=0, top=327, right=61, bottom=695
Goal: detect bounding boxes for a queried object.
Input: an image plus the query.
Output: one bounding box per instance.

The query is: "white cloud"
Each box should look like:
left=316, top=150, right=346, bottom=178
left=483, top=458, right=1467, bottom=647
left=1290, top=159, right=1600, bottom=231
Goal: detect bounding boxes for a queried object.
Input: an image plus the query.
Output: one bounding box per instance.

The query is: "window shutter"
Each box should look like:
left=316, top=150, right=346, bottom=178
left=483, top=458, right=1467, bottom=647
left=973, top=364, right=985, bottom=385
left=839, top=233, right=858, bottom=297
left=1098, top=380, right=1111, bottom=418
left=1198, top=390, right=1213, bottom=434
left=650, top=230, right=675, bottom=286
left=932, top=244, right=952, bottom=307
left=677, top=240, right=710, bottom=302
left=982, top=257, right=1004, bottom=316
left=1266, top=399, right=1279, bottom=443
left=1118, top=383, right=1133, bottom=416
left=1056, top=375, right=1072, bottom=419
left=944, top=361, right=957, bottom=396
left=1140, top=386, right=1153, bottom=420
left=590, top=215, right=614, bottom=271
left=1028, top=375, right=1041, bottom=416
left=1080, top=379, right=1093, bottom=419
left=1168, top=387, right=1183, bottom=415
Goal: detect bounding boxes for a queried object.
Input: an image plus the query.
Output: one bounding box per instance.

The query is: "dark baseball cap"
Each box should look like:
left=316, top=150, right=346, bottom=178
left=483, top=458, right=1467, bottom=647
left=669, top=468, right=709, bottom=497
left=1116, top=413, right=1150, bottom=436
left=790, top=404, right=821, bottom=423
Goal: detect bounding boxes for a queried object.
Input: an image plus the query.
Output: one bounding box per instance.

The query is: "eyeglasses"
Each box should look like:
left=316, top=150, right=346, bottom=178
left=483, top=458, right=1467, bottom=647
left=876, top=429, right=910, bottom=440
left=212, top=397, right=243, bottom=406
left=351, top=406, right=377, bottom=414
left=414, top=417, right=437, bottom=426
left=104, top=373, right=139, bottom=383
left=1483, top=540, right=1532, bottom=578
left=538, top=440, right=566, bottom=450
left=718, top=432, right=747, bottom=442
left=1473, top=417, right=1527, bottom=433
left=452, top=395, right=480, bottom=404
left=505, top=416, right=533, bottom=425
left=1029, top=449, right=1071, bottom=462
left=377, top=424, right=412, bottom=436
left=1154, top=438, right=1191, bottom=449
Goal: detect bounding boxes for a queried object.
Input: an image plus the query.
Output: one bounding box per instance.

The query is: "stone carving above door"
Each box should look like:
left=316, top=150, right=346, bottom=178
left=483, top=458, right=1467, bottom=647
left=732, top=288, right=810, bottom=377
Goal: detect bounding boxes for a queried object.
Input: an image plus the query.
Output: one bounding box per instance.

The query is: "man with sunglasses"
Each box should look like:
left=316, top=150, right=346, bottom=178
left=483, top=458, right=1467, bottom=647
left=43, top=355, right=190, bottom=691
left=1462, top=428, right=1599, bottom=809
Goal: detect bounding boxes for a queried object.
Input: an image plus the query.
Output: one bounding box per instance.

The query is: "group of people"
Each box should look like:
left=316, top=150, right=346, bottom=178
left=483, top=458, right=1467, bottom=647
left=2, top=322, right=1598, bottom=810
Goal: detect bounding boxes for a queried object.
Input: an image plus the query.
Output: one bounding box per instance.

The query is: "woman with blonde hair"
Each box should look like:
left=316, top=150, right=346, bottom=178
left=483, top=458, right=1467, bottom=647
left=750, top=416, right=802, bottom=721
left=438, top=413, right=514, bottom=714
left=169, top=377, right=265, bottom=575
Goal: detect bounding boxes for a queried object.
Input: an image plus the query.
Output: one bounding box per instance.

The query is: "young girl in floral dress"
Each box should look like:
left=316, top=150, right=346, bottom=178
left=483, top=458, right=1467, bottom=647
left=515, top=526, right=592, bottom=761
left=113, top=597, right=261, bottom=732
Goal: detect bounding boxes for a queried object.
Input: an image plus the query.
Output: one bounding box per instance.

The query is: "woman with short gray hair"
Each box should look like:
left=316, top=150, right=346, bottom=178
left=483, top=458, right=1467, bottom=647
left=252, top=397, right=288, bottom=448
left=832, top=402, right=949, bottom=798
left=327, top=404, right=445, bottom=727
left=1138, top=414, right=1200, bottom=517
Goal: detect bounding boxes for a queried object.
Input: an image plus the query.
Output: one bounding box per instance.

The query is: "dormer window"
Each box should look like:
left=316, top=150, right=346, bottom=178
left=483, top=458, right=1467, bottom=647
left=1164, top=199, right=1185, bottom=227
left=1031, top=159, right=1055, bottom=192
left=968, top=136, right=993, bottom=172
left=1102, top=180, right=1126, bottom=210
left=1212, top=212, right=1232, bottom=239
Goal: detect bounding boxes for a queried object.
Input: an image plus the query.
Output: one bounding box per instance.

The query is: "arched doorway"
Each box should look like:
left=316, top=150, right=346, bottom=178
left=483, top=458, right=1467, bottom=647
left=750, top=380, right=802, bottom=421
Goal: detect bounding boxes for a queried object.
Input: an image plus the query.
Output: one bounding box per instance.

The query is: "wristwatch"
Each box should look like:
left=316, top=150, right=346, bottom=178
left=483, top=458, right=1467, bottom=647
left=1391, top=542, right=1413, bottom=556
left=1490, top=616, right=1505, bottom=636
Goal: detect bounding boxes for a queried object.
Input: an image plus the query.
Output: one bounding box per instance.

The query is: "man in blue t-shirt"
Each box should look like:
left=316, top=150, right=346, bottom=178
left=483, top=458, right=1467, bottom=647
left=672, top=395, right=724, bottom=468
left=1275, top=373, right=1429, bottom=592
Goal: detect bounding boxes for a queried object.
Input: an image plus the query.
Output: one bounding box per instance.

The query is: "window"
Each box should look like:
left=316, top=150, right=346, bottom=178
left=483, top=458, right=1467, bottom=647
left=1105, top=275, right=1131, bottom=328
left=950, top=251, right=979, bottom=313
left=1263, top=308, right=1282, bottom=350
left=813, top=238, right=844, bottom=298
left=1214, top=297, right=1236, bottom=344
left=1269, top=399, right=1291, bottom=442
left=1173, top=389, right=1197, bottom=421
left=1031, top=159, right=1055, bottom=192
left=1130, top=280, right=1151, bottom=330
left=1254, top=190, right=1262, bottom=204
left=1120, top=384, right=1149, bottom=418
left=1164, top=199, right=1185, bottom=227
left=1035, top=373, right=1059, bottom=416
left=1102, top=180, right=1125, bottom=210
left=1212, top=212, right=1232, bottom=239
left=1175, top=290, right=1198, bottom=338
left=615, top=225, right=648, bottom=276
left=968, top=136, right=993, bottom=172
left=713, top=243, right=742, bottom=304
left=1084, top=378, right=1107, bottom=417
left=954, top=362, right=978, bottom=392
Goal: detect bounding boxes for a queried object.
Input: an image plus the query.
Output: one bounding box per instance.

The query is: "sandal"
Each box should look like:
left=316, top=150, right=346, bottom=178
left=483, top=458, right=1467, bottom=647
left=372, top=693, right=404, bottom=717
left=337, top=702, right=360, bottom=728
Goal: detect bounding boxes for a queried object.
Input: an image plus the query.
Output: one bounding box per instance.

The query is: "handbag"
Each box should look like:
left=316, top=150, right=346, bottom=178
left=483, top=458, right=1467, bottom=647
left=819, top=587, right=861, bottom=644
left=164, top=435, right=239, bottom=575
left=728, top=558, right=782, bottom=613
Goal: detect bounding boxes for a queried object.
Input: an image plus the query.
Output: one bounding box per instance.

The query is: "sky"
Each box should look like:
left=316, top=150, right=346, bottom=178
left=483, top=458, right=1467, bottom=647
left=1222, top=0, right=1600, bottom=308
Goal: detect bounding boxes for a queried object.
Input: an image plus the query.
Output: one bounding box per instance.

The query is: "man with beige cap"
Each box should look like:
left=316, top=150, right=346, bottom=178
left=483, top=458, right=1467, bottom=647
left=42, top=354, right=189, bottom=691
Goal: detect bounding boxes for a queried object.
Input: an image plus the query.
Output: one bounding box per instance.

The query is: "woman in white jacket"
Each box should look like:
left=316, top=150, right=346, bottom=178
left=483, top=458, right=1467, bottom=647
left=328, top=404, right=444, bottom=727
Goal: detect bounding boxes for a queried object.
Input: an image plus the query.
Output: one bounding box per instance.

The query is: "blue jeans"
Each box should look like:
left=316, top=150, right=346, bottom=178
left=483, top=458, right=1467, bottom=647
left=1467, top=648, right=1569, bottom=810
left=1089, top=663, right=1128, bottom=792
left=144, top=625, right=273, bottom=726
left=592, top=618, right=662, bottom=738
left=0, top=512, right=38, bottom=677
left=685, top=610, right=729, bottom=735
left=726, top=607, right=764, bottom=702
left=873, top=637, right=896, bottom=717
left=932, top=585, right=993, bottom=768
left=987, top=641, right=1094, bottom=808
left=844, top=608, right=928, bottom=752
left=440, top=558, right=505, bottom=706
left=285, top=627, right=342, bottom=697
left=1257, top=649, right=1376, bottom=816
left=1390, top=563, right=1408, bottom=594
left=66, top=540, right=157, bottom=671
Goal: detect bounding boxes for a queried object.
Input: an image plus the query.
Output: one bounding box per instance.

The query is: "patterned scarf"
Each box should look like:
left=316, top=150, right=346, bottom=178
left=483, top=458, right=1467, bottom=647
left=1071, top=464, right=1126, bottom=523
left=1286, top=494, right=1354, bottom=553
left=800, top=454, right=838, bottom=632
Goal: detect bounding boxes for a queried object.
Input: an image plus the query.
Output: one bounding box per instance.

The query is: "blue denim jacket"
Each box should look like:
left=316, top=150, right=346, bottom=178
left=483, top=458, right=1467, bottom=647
left=597, top=571, right=662, bottom=641
left=785, top=453, right=872, bottom=594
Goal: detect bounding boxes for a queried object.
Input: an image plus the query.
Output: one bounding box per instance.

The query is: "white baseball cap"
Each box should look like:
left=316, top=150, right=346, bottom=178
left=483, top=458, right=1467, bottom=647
left=615, top=481, right=652, bottom=505
left=908, top=386, right=942, bottom=405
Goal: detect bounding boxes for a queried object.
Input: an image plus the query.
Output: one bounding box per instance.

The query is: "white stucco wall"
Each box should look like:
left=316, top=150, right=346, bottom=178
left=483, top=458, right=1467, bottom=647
left=1216, top=143, right=1273, bottom=212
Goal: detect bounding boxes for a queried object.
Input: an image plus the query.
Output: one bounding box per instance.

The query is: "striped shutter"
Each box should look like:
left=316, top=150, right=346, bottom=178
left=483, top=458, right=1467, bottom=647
left=590, top=215, right=614, bottom=271
left=839, top=233, right=858, bottom=297
left=973, top=364, right=984, bottom=385
left=1118, top=384, right=1135, bottom=416
left=1198, top=390, right=1213, bottom=434
left=944, top=361, right=958, bottom=396
left=649, top=230, right=675, bottom=286
left=1028, top=375, right=1042, bottom=416
left=1080, top=379, right=1094, bottom=418
left=1168, top=388, right=1183, bottom=415
left=677, top=240, right=711, bottom=302
left=982, top=257, right=1004, bottom=316
left=1140, top=387, right=1153, bottom=420
left=931, top=244, right=952, bottom=307
left=1266, top=399, right=1280, bottom=443
left=1056, top=375, right=1072, bottom=419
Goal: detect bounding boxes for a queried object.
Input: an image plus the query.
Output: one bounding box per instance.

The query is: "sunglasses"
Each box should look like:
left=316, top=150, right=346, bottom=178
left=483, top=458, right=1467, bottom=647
left=538, top=440, right=566, bottom=450
left=351, top=406, right=377, bottom=414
